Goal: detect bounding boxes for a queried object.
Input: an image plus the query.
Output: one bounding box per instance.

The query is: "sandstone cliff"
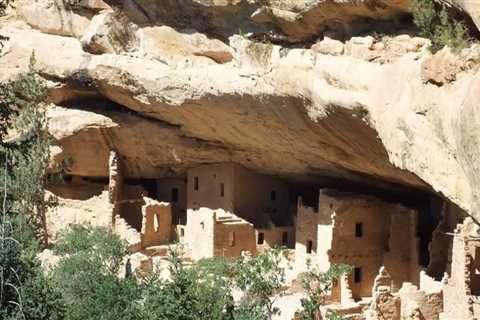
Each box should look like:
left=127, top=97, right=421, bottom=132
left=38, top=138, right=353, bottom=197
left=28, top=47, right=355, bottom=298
left=0, top=0, right=479, bottom=220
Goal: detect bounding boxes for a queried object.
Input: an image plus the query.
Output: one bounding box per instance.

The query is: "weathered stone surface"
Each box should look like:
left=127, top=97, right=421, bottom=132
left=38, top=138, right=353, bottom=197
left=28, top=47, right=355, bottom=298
left=311, top=37, right=344, bottom=56
left=138, top=25, right=234, bottom=65
left=101, top=0, right=411, bottom=43
left=421, top=46, right=480, bottom=85
left=17, top=0, right=93, bottom=38
left=81, top=11, right=139, bottom=54
left=2, top=0, right=480, bottom=221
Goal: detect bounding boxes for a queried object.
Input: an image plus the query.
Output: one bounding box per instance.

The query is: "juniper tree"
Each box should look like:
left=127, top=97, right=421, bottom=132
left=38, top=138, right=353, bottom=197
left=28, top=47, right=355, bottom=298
left=0, top=54, right=64, bottom=319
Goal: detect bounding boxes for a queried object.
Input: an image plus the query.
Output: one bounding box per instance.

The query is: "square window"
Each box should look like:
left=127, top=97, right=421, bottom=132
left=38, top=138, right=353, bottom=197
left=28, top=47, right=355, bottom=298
left=355, top=223, right=363, bottom=238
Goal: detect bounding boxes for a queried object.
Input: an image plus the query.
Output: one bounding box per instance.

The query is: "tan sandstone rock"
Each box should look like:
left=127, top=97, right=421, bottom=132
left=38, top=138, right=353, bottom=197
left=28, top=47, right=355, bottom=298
left=2, top=1, right=480, bottom=220
left=81, top=11, right=138, bottom=54
left=17, top=0, right=93, bottom=38
left=311, top=37, right=344, bottom=56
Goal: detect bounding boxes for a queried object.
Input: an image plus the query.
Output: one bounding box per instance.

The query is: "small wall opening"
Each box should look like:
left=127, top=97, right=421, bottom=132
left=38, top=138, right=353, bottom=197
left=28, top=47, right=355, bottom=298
left=228, top=231, right=235, bottom=247
left=171, top=188, right=178, bottom=203
left=154, top=213, right=160, bottom=232
left=355, top=223, right=363, bottom=238
left=271, top=190, right=276, bottom=201
left=470, top=247, right=480, bottom=295
left=194, top=176, right=199, bottom=191
left=307, top=240, right=313, bottom=254
left=282, top=231, right=288, bottom=245
left=220, top=183, right=225, bottom=197
left=258, top=232, right=265, bottom=245
left=354, top=267, right=362, bottom=283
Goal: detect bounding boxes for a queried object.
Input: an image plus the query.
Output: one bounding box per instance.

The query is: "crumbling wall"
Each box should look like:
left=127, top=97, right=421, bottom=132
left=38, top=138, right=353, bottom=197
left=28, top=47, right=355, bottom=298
left=255, top=226, right=294, bottom=253
left=295, top=197, right=320, bottom=272
left=141, top=198, right=172, bottom=248
left=156, top=178, right=187, bottom=225
left=440, top=218, right=480, bottom=320
left=366, top=267, right=401, bottom=320
left=213, top=217, right=256, bottom=257
left=327, top=192, right=390, bottom=299
left=399, top=282, right=443, bottom=320
left=427, top=201, right=465, bottom=279
left=114, top=211, right=141, bottom=251
left=384, top=207, right=420, bottom=292
left=185, top=208, right=215, bottom=260
left=109, top=150, right=123, bottom=224
left=45, top=188, right=112, bottom=242
left=117, top=184, right=146, bottom=231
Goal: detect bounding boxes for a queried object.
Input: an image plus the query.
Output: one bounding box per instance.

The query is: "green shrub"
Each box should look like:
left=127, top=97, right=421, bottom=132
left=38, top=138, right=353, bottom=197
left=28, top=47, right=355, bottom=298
left=52, top=225, right=142, bottom=320
left=411, top=0, right=471, bottom=51
left=233, top=248, right=287, bottom=320
left=298, top=264, right=352, bottom=320
left=142, top=247, right=235, bottom=320
left=0, top=53, right=64, bottom=320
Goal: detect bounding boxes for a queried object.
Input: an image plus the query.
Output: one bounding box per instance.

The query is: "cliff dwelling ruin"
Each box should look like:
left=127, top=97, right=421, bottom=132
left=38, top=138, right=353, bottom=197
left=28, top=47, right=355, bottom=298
left=44, top=147, right=477, bottom=320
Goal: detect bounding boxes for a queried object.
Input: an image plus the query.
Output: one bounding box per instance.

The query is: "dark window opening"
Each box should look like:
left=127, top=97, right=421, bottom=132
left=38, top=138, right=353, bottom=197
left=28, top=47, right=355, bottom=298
left=258, top=233, right=265, bottom=245
left=220, top=183, right=225, bottom=197
left=180, top=228, right=185, bottom=237
left=194, top=176, right=199, bottom=191
left=355, top=223, right=363, bottom=238
left=228, top=232, right=235, bottom=246
left=171, top=188, right=178, bottom=203
left=64, top=175, right=73, bottom=183
left=307, top=240, right=313, bottom=254
left=271, top=190, right=276, bottom=201
left=354, top=267, right=362, bottom=283
left=282, top=232, right=288, bottom=245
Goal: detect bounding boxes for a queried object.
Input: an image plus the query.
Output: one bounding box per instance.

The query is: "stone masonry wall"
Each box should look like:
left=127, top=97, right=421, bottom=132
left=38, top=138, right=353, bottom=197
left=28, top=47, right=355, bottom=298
left=295, top=197, right=320, bottom=272
left=213, top=219, right=256, bottom=257
left=141, top=198, right=173, bottom=248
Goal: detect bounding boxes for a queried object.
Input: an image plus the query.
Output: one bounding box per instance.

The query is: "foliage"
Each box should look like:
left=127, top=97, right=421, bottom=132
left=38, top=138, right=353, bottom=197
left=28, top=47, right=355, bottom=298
left=411, top=0, right=471, bottom=51
left=52, top=224, right=142, bottom=320
left=142, top=246, right=289, bottom=320
left=1, top=54, right=50, bottom=243
left=142, top=246, right=235, bottom=320
left=298, top=264, right=352, bottom=320
left=0, top=53, right=64, bottom=319
left=233, top=248, right=287, bottom=320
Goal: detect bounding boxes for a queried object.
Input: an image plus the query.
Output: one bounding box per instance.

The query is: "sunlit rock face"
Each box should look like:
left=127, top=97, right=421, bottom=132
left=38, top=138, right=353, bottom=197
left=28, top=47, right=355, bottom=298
left=1, top=0, right=479, bottom=220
